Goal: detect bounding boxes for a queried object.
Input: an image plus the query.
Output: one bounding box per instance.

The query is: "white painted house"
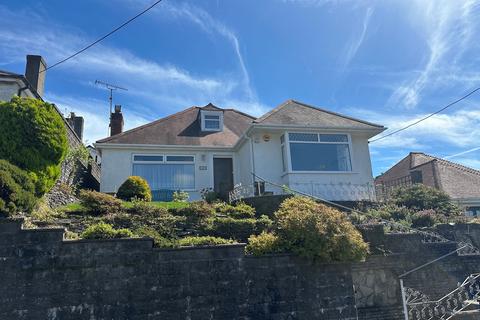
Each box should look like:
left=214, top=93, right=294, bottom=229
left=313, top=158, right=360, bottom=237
left=95, top=100, right=385, bottom=201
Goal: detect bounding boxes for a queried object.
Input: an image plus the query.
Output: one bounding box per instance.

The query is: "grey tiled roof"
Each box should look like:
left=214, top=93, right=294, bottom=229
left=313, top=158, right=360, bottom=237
left=254, top=100, right=385, bottom=130
left=97, top=100, right=386, bottom=147
left=96, top=104, right=255, bottom=147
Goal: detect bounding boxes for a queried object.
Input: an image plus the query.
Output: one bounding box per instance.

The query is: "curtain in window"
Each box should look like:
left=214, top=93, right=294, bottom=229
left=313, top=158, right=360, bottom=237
left=336, top=144, right=352, bottom=171
left=132, top=164, right=195, bottom=190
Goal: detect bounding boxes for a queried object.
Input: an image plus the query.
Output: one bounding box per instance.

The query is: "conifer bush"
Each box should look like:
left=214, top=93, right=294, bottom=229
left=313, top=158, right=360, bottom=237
left=178, top=236, right=234, bottom=247
left=0, top=160, right=37, bottom=216
left=0, top=97, right=68, bottom=195
left=391, top=184, right=460, bottom=216
left=116, top=176, right=152, bottom=201
left=245, top=231, right=283, bottom=256
left=81, top=222, right=133, bottom=239
left=274, top=197, right=369, bottom=261
left=78, top=190, right=123, bottom=215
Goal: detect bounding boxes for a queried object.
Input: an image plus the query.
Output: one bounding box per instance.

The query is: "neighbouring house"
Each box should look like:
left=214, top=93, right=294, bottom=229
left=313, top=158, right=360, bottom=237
left=0, top=55, right=100, bottom=192
left=95, top=100, right=385, bottom=202
left=375, top=152, right=480, bottom=216
left=87, top=145, right=101, bottom=165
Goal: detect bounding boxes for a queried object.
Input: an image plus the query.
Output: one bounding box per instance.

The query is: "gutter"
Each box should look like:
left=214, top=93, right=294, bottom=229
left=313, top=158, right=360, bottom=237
left=94, top=142, right=235, bottom=152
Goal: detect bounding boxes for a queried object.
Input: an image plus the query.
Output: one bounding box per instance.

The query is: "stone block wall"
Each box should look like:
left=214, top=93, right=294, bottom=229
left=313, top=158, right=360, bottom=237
left=0, top=219, right=357, bottom=320
left=2, top=219, right=480, bottom=320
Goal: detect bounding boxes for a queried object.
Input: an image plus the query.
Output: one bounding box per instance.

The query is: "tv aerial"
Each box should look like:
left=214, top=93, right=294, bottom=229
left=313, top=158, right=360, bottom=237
left=94, top=80, right=128, bottom=115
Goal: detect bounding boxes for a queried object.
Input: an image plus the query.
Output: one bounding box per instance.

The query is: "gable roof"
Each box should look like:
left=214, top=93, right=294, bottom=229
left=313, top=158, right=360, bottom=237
left=377, top=152, right=480, bottom=200
left=410, top=153, right=480, bottom=177
left=254, top=99, right=385, bottom=131
left=96, top=104, right=255, bottom=147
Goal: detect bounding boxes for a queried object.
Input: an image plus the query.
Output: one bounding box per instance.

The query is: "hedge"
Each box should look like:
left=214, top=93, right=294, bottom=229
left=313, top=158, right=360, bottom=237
left=0, top=160, right=37, bottom=216
left=0, top=97, right=68, bottom=195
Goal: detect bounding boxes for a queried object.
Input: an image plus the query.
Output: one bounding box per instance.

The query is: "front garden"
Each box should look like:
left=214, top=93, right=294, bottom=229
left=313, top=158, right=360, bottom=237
left=0, top=97, right=474, bottom=264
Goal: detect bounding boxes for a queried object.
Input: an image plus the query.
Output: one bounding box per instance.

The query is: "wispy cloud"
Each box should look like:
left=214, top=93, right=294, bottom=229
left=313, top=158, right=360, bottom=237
left=341, top=7, right=374, bottom=69
left=387, top=1, right=479, bottom=109
left=45, top=92, right=150, bottom=144
left=0, top=3, right=269, bottom=142
left=163, top=2, right=256, bottom=102
left=444, top=146, right=480, bottom=159
left=348, top=105, right=480, bottom=151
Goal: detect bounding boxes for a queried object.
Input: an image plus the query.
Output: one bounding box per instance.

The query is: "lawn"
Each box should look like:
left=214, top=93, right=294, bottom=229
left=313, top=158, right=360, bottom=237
left=59, top=201, right=189, bottom=213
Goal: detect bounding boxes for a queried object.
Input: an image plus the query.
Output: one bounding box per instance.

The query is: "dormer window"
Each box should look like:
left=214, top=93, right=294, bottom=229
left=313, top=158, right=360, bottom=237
left=201, top=110, right=223, bottom=132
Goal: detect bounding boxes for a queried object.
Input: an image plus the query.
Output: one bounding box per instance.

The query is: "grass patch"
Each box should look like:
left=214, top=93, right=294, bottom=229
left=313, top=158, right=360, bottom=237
left=59, top=200, right=188, bottom=213
left=58, top=202, right=85, bottom=213
left=122, top=201, right=189, bottom=210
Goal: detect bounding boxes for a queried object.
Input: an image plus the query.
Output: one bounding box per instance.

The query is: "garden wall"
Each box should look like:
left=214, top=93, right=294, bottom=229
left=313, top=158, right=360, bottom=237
left=2, top=219, right=480, bottom=320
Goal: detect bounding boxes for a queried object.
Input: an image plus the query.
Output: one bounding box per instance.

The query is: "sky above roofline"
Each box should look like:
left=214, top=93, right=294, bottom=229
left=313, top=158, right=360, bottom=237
left=1, top=0, right=480, bottom=175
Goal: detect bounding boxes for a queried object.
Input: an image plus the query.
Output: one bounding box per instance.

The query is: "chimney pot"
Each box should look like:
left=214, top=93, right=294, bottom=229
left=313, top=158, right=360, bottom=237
left=110, top=105, right=124, bottom=136
left=66, top=113, right=84, bottom=141
left=25, top=55, right=47, bottom=97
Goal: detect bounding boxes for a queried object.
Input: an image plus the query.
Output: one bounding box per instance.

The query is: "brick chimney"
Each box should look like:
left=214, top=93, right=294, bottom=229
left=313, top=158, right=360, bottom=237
left=110, top=105, right=124, bottom=136
left=25, top=55, right=47, bottom=97
left=66, top=112, right=84, bottom=141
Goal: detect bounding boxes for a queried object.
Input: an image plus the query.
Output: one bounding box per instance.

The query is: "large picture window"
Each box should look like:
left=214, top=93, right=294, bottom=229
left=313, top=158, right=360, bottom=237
left=288, top=133, right=352, bottom=172
left=132, top=155, right=195, bottom=191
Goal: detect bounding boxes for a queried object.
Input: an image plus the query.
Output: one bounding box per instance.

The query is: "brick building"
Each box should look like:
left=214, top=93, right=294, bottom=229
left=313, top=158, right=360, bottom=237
left=375, top=152, right=480, bottom=216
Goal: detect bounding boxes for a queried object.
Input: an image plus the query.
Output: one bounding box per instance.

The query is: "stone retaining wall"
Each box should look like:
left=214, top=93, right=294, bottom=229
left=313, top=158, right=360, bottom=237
left=2, top=220, right=480, bottom=319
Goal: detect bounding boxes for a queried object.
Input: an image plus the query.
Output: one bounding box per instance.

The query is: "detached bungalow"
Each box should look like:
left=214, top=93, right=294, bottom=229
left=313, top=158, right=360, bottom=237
left=95, top=100, right=385, bottom=201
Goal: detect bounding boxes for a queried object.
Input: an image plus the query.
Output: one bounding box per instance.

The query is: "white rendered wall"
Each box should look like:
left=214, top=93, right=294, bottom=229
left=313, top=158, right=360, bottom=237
left=98, top=147, right=236, bottom=201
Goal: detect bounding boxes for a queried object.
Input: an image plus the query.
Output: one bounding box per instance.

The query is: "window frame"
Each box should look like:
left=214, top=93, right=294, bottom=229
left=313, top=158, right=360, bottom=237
left=201, top=110, right=223, bottom=132
left=131, top=154, right=196, bottom=191
left=284, top=132, right=354, bottom=173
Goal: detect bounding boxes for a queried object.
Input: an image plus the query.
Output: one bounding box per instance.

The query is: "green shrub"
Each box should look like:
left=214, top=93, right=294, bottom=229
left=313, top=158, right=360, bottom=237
left=134, top=226, right=177, bottom=248
left=200, top=188, right=218, bottom=203
left=246, top=232, right=283, bottom=256
left=78, top=190, right=123, bottom=215
left=0, top=160, right=37, bottom=216
left=411, top=209, right=437, bottom=228
left=0, top=97, right=68, bottom=195
left=30, top=198, right=65, bottom=222
left=391, top=184, right=461, bottom=216
left=274, top=197, right=369, bottom=262
left=368, top=204, right=413, bottom=221
left=81, top=222, right=133, bottom=239
left=202, top=215, right=272, bottom=242
left=113, top=203, right=182, bottom=239
left=173, top=191, right=189, bottom=202
left=117, top=176, right=152, bottom=201
left=127, top=198, right=168, bottom=216
left=216, top=201, right=256, bottom=219
left=178, top=236, right=234, bottom=247
left=175, top=201, right=214, bottom=226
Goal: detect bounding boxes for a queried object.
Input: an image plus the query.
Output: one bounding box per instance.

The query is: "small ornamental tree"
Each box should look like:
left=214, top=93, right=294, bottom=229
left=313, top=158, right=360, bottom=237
left=117, top=176, right=152, bottom=202
left=0, top=97, right=68, bottom=195
left=273, top=197, right=369, bottom=262
left=0, top=160, right=37, bottom=216
left=391, top=184, right=461, bottom=216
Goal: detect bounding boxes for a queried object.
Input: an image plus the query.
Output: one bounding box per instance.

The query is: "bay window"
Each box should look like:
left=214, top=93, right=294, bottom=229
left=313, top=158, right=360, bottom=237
left=287, top=133, right=352, bottom=172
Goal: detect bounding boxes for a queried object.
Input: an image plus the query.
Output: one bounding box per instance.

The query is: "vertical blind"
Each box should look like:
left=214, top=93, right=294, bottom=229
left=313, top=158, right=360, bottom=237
left=132, top=163, right=195, bottom=190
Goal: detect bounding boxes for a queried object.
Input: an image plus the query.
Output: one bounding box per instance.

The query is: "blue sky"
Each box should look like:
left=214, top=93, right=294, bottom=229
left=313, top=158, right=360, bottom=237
left=1, top=0, right=480, bottom=176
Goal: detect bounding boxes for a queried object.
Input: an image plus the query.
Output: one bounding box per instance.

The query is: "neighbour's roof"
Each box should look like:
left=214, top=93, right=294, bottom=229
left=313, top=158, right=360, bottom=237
left=0, top=69, right=24, bottom=78
left=377, top=152, right=480, bottom=200
left=254, top=99, right=385, bottom=130
left=96, top=104, right=255, bottom=147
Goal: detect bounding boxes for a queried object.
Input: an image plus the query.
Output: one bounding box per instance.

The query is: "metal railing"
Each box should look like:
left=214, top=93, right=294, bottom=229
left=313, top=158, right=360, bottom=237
left=404, top=273, right=480, bottom=320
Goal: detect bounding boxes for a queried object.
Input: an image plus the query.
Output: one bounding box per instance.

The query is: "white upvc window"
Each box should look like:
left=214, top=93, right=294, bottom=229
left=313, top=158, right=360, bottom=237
left=201, top=110, right=223, bottom=132
left=286, top=132, right=352, bottom=172
left=132, top=154, right=195, bottom=192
